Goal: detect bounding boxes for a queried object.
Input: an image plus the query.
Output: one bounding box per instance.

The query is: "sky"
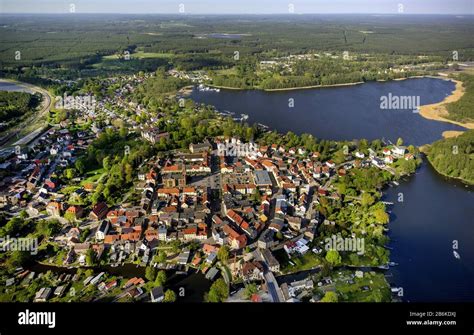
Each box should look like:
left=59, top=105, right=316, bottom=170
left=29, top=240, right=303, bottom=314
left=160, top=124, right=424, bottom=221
left=0, top=0, right=473, bottom=14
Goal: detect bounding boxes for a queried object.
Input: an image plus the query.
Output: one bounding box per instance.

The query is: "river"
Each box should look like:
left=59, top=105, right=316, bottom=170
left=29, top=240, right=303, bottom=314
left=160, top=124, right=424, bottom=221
left=191, top=77, right=474, bottom=302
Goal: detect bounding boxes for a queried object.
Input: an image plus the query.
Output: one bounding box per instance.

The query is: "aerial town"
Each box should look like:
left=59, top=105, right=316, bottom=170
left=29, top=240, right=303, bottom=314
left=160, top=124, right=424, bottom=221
left=0, top=71, right=419, bottom=302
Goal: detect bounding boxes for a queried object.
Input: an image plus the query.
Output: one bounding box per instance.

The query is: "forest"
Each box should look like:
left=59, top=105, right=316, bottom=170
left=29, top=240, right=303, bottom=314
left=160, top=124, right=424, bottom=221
left=447, top=73, right=474, bottom=123
left=0, top=91, right=41, bottom=129
left=210, top=54, right=434, bottom=89
left=426, top=130, right=474, bottom=184
left=1, top=14, right=473, bottom=80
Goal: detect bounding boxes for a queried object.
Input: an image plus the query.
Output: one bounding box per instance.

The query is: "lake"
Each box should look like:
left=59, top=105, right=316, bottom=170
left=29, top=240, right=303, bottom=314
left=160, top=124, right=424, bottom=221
left=192, top=77, right=474, bottom=302
left=0, top=80, right=34, bottom=94
left=191, top=78, right=465, bottom=146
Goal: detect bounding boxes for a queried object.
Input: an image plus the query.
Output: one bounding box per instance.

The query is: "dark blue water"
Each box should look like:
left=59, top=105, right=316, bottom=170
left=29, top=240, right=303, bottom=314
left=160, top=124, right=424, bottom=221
left=192, top=78, right=474, bottom=302
left=384, top=163, right=474, bottom=302
left=191, top=78, right=465, bottom=146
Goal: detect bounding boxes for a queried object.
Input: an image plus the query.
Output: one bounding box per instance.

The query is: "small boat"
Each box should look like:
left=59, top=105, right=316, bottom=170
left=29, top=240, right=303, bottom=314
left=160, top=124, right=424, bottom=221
left=453, top=250, right=461, bottom=259
left=388, top=262, right=398, bottom=267
left=378, top=265, right=389, bottom=270
left=391, top=287, right=403, bottom=294
left=392, top=181, right=399, bottom=186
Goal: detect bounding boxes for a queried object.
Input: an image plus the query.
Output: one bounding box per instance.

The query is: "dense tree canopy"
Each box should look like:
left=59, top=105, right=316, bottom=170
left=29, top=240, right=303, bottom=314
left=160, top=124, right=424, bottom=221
left=427, top=130, right=474, bottom=184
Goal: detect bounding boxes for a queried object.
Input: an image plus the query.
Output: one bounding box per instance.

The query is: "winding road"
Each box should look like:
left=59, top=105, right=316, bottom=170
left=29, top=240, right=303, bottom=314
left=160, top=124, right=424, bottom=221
left=0, top=78, right=53, bottom=152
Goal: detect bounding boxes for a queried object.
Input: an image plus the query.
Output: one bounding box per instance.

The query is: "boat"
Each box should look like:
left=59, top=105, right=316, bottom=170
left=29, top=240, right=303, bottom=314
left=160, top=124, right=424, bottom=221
left=391, top=287, right=403, bottom=294
left=378, top=265, right=389, bottom=270
left=453, top=250, right=461, bottom=259
left=388, top=262, right=398, bottom=267
left=392, top=181, right=399, bottom=186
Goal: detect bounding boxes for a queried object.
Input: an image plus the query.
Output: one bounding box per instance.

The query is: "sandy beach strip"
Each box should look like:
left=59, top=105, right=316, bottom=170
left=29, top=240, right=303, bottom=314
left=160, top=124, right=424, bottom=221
left=441, top=130, right=465, bottom=139
left=418, top=79, right=474, bottom=130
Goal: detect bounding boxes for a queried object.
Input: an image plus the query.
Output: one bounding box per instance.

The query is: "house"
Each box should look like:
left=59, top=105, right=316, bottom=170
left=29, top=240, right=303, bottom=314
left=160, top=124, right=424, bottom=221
left=253, top=170, right=273, bottom=189
left=325, top=160, right=336, bottom=168
left=54, top=285, right=67, bottom=297
left=287, top=216, right=302, bottom=231
left=34, top=287, right=52, bottom=302
left=157, top=226, right=167, bottom=241
left=177, top=249, right=191, bottom=265
left=141, top=129, right=169, bottom=144
left=150, top=286, right=164, bottom=302
left=95, top=220, right=110, bottom=241
left=163, top=173, right=186, bottom=188
left=46, top=201, right=62, bottom=217
left=371, top=157, right=385, bottom=168
left=203, top=244, right=219, bottom=254
left=261, top=249, right=280, bottom=273
left=242, top=261, right=264, bottom=281
left=189, top=141, right=212, bottom=153
left=183, top=227, right=197, bottom=241
left=145, top=228, right=158, bottom=242
left=205, top=267, right=220, bottom=281
left=384, top=155, right=394, bottom=164
left=222, top=224, right=247, bottom=249
left=212, top=229, right=226, bottom=245
left=257, top=229, right=276, bottom=249
left=392, top=146, right=407, bottom=157
left=66, top=205, right=84, bottom=219
left=89, top=202, right=108, bottom=221
left=206, top=252, right=217, bottom=265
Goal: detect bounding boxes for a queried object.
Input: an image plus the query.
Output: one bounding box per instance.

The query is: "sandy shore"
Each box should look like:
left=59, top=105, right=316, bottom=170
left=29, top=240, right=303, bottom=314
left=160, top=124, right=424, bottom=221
left=441, top=130, right=465, bottom=139
left=418, top=79, right=474, bottom=130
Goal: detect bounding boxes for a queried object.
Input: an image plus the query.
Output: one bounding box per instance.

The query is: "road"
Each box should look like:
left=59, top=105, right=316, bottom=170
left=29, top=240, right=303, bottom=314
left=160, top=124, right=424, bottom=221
left=263, top=271, right=284, bottom=302
left=0, top=79, right=53, bottom=150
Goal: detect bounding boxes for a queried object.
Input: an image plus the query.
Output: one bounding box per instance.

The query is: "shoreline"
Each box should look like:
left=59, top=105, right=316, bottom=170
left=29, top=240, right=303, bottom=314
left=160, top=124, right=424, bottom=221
left=204, top=74, right=454, bottom=93
left=425, top=155, right=474, bottom=186
left=418, top=78, right=474, bottom=130
left=441, top=130, right=464, bottom=139
left=263, top=81, right=365, bottom=92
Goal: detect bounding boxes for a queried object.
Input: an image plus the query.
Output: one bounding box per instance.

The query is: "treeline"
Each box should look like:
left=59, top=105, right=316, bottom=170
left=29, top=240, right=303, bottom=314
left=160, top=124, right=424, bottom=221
left=0, top=91, right=41, bottom=123
left=3, top=15, right=474, bottom=69
left=211, top=55, right=424, bottom=90
left=426, top=130, right=474, bottom=184
left=446, top=73, right=474, bottom=123
left=133, top=71, right=189, bottom=98
left=74, top=129, right=154, bottom=205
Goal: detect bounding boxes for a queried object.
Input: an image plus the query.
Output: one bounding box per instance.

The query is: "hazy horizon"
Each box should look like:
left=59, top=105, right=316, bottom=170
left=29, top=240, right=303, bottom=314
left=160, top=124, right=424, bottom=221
left=1, top=0, right=473, bottom=15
